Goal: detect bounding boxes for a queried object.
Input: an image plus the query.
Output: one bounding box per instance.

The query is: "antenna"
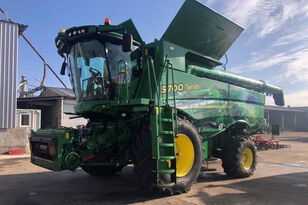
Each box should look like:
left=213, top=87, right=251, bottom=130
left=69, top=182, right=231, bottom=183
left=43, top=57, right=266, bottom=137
left=100, top=11, right=117, bottom=24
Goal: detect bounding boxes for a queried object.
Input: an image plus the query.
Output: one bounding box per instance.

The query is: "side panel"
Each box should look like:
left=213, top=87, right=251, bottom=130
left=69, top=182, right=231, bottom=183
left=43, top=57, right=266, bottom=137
left=159, top=41, right=265, bottom=129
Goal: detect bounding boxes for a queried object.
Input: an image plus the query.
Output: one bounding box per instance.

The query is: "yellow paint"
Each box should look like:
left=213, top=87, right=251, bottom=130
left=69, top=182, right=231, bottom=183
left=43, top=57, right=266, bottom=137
left=156, top=107, right=159, bottom=115
left=241, top=147, right=253, bottom=170
left=65, top=132, right=70, bottom=140
left=177, top=105, right=229, bottom=109
left=160, top=83, right=196, bottom=94
left=59, top=29, right=66, bottom=33
left=166, top=159, right=171, bottom=168
left=175, top=134, right=195, bottom=177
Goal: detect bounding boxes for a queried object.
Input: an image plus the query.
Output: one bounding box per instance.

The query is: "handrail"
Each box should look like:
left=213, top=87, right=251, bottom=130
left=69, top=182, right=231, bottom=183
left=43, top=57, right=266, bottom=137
left=145, top=58, right=153, bottom=100
left=169, top=62, right=177, bottom=135
left=146, top=56, right=159, bottom=100
left=117, top=60, right=129, bottom=102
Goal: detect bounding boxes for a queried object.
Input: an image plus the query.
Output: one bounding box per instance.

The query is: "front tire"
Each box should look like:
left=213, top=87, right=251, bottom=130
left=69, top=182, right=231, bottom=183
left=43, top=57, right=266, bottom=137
left=222, top=136, right=257, bottom=178
left=172, top=118, right=203, bottom=193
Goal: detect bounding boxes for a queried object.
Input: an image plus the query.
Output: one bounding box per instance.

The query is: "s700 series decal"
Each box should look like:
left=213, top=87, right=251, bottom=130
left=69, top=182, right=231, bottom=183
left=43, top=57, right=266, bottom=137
left=161, top=83, right=200, bottom=94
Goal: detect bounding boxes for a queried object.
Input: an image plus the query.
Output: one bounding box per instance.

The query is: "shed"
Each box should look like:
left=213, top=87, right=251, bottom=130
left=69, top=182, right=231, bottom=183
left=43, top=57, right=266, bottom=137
left=265, top=105, right=308, bottom=132
left=17, top=87, right=87, bottom=129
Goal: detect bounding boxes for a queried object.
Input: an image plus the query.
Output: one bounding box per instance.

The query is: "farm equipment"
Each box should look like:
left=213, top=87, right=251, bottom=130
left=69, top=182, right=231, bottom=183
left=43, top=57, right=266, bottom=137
left=30, top=0, right=284, bottom=194
left=252, top=136, right=291, bottom=150
left=252, top=124, right=290, bottom=150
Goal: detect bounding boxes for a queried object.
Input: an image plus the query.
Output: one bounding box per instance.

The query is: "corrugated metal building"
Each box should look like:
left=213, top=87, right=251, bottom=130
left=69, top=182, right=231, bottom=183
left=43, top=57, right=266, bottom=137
left=0, top=20, right=26, bottom=128
left=265, top=105, right=308, bottom=132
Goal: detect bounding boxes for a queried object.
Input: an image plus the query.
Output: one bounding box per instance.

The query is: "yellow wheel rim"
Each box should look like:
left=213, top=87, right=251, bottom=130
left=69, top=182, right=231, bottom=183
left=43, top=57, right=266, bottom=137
left=175, top=134, right=195, bottom=177
left=241, top=147, right=253, bottom=170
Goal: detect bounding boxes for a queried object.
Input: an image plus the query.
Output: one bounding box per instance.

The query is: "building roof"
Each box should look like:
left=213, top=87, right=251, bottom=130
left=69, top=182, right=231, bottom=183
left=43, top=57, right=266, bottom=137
left=265, top=105, right=307, bottom=113
left=40, top=87, right=75, bottom=99
left=293, top=107, right=308, bottom=111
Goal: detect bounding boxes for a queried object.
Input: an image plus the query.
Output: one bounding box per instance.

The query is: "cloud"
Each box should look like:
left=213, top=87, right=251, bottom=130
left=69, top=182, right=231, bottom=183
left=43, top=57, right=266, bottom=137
left=231, top=51, right=290, bottom=73
left=284, top=90, right=308, bottom=106
left=282, top=49, right=308, bottom=82
left=266, top=90, right=308, bottom=106
left=271, top=28, right=308, bottom=47
left=231, top=47, right=308, bottom=83
left=223, top=0, right=308, bottom=37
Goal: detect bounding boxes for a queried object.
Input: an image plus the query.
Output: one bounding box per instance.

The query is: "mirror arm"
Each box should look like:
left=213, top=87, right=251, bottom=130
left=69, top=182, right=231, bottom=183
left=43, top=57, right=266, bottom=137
left=60, top=58, right=67, bottom=75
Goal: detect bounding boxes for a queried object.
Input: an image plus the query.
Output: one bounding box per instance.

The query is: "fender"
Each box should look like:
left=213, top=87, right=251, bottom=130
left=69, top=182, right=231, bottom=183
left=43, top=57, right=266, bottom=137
left=206, top=120, right=250, bottom=142
left=206, top=120, right=251, bottom=158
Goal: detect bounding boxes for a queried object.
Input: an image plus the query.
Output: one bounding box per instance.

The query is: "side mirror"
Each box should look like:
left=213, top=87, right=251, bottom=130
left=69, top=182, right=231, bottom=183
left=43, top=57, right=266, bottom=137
left=122, top=33, right=133, bottom=52
left=60, top=61, right=67, bottom=75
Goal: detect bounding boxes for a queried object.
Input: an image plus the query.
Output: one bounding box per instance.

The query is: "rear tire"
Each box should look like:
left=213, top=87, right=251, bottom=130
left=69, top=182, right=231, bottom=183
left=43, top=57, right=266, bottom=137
left=81, top=165, right=122, bottom=176
left=222, top=136, right=257, bottom=178
left=132, top=118, right=202, bottom=195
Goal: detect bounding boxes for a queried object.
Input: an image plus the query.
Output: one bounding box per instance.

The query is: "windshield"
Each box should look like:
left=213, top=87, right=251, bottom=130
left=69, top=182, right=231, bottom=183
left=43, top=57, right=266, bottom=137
left=68, top=39, right=134, bottom=102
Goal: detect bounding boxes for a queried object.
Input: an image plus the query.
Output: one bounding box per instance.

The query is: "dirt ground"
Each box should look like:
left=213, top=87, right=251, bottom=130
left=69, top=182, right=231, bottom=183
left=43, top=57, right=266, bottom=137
left=0, top=131, right=308, bottom=205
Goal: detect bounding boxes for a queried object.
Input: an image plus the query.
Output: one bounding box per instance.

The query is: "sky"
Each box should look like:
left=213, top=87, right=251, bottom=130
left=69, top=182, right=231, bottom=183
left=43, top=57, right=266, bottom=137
left=1, top=0, right=308, bottom=106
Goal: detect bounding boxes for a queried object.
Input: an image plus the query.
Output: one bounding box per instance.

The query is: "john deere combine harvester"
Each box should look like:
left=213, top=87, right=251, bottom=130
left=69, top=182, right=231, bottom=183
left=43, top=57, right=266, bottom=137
left=30, top=0, right=284, bottom=194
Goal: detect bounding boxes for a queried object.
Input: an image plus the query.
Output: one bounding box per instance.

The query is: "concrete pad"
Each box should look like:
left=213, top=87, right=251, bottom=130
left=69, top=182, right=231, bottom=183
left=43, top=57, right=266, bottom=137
left=0, top=131, right=307, bottom=204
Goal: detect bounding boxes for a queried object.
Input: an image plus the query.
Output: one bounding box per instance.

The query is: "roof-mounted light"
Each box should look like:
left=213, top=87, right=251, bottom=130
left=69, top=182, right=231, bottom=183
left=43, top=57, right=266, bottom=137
left=59, top=29, right=66, bottom=34
left=104, top=18, right=111, bottom=25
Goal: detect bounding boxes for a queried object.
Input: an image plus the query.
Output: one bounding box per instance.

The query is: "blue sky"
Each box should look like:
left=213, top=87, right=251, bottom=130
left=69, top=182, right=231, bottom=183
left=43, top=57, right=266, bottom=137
left=1, top=0, right=308, bottom=106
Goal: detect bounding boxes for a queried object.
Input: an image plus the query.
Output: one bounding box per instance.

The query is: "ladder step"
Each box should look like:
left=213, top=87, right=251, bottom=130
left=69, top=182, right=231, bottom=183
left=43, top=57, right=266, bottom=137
left=161, top=118, right=173, bottom=122
left=158, top=182, right=175, bottom=187
left=159, top=156, right=176, bottom=160
left=160, top=131, right=173, bottom=135
left=158, top=169, right=175, bottom=174
left=159, top=143, right=174, bottom=148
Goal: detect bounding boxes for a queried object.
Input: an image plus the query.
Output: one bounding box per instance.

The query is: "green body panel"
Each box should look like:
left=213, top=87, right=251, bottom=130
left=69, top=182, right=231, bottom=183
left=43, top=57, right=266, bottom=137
left=162, top=0, right=244, bottom=60
left=30, top=0, right=284, bottom=187
left=30, top=128, right=77, bottom=171
left=158, top=40, right=266, bottom=130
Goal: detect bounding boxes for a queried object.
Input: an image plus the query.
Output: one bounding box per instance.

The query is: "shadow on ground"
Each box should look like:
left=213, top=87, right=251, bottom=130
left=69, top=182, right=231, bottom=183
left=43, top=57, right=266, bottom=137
left=0, top=164, right=307, bottom=205
left=0, top=165, right=167, bottom=205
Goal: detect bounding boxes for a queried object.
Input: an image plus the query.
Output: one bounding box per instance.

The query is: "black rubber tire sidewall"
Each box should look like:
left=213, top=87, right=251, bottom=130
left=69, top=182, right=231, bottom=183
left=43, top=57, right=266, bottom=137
left=173, top=118, right=203, bottom=192
left=222, top=137, right=257, bottom=178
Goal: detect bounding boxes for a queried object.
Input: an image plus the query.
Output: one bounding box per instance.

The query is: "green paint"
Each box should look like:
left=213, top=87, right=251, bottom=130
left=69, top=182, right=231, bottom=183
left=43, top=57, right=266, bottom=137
left=30, top=0, right=284, bottom=190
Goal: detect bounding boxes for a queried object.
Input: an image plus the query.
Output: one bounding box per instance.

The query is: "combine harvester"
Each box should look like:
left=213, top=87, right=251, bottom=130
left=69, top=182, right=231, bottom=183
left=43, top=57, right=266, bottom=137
left=30, top=0, right=285, bottom=194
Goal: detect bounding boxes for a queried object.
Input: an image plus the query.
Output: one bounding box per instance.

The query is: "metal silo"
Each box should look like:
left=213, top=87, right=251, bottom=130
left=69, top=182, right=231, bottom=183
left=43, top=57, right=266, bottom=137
left=0, top=20, right=21, bottom=128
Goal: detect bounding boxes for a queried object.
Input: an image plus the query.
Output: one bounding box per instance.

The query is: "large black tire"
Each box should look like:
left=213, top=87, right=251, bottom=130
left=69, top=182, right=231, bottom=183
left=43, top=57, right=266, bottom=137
left=132, top=118, right=203, bottom=195
left=222, top=137, right=257, bottom=178
left=81, top=165, right=122, bottom=176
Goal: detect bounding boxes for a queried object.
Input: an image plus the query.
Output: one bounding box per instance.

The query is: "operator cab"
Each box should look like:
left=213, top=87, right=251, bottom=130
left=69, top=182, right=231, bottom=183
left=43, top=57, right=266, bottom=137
left=56, top=20, right=142, bottom=102
left=68, top=39, right=137, bottom=101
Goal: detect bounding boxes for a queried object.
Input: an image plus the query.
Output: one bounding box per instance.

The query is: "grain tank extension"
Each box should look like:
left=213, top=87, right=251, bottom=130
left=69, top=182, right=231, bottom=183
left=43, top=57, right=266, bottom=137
left=30, top=0, right=284, bottom=194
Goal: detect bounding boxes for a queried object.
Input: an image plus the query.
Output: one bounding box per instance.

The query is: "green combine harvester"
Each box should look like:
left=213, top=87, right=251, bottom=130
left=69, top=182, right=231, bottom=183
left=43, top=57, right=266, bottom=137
left=30, top=0, right=284, bottom=194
